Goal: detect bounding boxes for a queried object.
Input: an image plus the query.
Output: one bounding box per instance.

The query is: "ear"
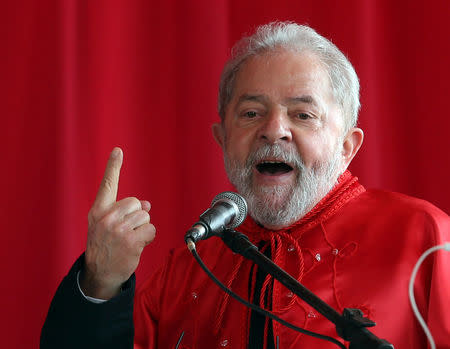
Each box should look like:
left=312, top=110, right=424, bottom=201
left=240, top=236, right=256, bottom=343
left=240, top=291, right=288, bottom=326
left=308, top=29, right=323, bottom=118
left=340, top=127, right=364, bottom=171
left=212, top=122, right=225, bottom=149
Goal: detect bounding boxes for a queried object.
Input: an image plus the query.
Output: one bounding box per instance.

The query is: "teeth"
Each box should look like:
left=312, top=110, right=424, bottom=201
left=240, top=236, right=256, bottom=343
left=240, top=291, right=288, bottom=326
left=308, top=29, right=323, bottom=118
left=260, top=160, right=284, bottom=164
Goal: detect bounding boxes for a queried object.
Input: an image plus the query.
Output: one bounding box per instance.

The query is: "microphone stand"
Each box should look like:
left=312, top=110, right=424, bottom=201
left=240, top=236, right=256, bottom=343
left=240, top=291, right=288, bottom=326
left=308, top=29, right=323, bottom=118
left=220, top=229, right=394, bottom=349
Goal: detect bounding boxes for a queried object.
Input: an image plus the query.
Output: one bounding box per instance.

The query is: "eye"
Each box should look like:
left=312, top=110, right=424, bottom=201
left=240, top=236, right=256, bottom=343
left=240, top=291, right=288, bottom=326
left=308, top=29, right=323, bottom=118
left=295, top=112, right=311, bottom=120
left=244, top=110, right=258, bottom=118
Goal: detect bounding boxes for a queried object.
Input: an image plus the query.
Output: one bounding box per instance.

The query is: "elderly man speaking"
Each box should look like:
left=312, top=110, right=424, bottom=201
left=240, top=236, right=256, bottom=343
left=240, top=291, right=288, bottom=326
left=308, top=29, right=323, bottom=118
left=41, top=22, right=450, bottom=349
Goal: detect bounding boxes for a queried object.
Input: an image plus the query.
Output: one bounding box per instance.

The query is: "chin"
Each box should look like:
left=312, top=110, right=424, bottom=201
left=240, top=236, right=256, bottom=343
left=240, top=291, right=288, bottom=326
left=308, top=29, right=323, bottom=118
left=245, top=184, right=306, bottom=229
left=254, top=185, right=291, bottom=208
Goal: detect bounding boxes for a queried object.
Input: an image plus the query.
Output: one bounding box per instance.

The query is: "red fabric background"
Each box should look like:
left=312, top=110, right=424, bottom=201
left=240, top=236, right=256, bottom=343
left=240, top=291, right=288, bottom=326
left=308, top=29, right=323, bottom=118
left=1, top=1, right=449, bottom=348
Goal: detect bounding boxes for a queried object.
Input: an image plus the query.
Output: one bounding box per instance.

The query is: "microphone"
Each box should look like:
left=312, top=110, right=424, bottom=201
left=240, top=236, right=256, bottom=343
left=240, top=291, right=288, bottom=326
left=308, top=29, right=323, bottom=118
left=185, top=191, right=248, bottom=243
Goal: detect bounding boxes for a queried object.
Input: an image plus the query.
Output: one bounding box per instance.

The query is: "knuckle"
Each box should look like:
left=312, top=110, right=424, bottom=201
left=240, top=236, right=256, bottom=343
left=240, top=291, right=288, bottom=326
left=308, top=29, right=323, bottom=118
left=134, top=224, right=156, bottom=248
left=141, top=211, right=150, bottom=223
left=95, top=213, right=118, bottom=233
left=88, top=207, right=99, bottom=222
left=115, top=221, right=130, bottom=234
left=144, top=234, right=156, bottom=246
left=128, top=196, right=141, bottom=208
left=144, top=224, right=156, bottom=239
left=102, top=213, right=116, bottom=227
left=120, top=197, right=141, bottom=211
left=102, top=176, right=115, bottom=192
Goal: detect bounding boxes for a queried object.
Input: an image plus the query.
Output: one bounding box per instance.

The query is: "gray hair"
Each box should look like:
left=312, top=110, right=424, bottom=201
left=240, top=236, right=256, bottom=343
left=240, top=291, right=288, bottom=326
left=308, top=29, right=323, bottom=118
left=218, top=22, right=360, bottom=132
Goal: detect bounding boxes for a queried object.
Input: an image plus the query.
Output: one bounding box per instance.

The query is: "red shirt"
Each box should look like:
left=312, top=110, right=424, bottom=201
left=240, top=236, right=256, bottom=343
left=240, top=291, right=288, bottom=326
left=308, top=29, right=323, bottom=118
left=134, top=172, right=450, bottom=348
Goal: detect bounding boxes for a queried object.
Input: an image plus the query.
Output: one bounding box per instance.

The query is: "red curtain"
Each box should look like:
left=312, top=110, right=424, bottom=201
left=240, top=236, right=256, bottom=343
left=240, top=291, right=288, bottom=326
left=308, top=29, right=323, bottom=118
left=1, top=1, right=449, bottom=347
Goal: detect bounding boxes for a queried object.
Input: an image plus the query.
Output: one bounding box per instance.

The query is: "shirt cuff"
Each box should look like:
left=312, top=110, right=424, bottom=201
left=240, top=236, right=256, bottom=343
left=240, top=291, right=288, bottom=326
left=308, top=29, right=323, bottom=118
left=76, top=270, right=107, bottom=304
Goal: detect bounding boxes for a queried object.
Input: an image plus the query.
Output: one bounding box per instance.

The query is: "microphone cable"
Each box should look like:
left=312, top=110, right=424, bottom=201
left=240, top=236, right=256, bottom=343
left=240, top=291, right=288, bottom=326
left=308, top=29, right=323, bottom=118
left=186, top=239, right=346, bottom=349
left=408, top=242, right=450, bottom=349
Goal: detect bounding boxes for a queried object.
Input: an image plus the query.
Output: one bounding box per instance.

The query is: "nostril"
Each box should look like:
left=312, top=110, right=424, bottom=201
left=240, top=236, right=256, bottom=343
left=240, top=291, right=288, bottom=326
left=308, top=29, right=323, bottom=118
left=260, top=134, right=290, bottom=143
left=258, top=117, right=292, bottom=142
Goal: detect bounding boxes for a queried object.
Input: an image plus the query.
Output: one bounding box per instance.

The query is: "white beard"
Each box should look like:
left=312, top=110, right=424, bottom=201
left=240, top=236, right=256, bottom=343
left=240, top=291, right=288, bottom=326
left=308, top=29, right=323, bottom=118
left=224, top=143, right=342, bottom=229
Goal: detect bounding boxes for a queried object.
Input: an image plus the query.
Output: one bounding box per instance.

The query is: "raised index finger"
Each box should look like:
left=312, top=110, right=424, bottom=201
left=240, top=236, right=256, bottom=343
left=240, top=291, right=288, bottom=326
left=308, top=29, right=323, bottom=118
left=93, top=147, right=123, bottom=211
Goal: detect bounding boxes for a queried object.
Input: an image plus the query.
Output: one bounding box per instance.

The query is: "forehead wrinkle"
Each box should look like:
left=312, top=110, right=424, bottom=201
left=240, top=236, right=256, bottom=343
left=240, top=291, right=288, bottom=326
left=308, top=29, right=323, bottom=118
left=284, top=95, right=316, bottom=106
left=236, top=93, right=268, bottom=105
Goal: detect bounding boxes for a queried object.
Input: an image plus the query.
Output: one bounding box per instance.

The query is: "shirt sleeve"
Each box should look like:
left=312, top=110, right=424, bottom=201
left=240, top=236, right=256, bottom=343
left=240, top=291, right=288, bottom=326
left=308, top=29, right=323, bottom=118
left=76, top=270, right=107, bottom=304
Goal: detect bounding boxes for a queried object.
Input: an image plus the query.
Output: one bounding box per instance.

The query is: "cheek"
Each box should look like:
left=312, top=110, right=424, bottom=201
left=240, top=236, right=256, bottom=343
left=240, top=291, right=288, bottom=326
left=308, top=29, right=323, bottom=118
left=224, top=130, right=253, bottom=162
left=294, top=133, right=338, bottom=167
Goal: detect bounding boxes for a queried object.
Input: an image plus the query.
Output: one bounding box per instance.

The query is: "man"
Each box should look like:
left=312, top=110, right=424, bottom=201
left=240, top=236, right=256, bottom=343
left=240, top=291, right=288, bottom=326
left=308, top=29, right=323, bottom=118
left=41, top=22, right=450, bottom=348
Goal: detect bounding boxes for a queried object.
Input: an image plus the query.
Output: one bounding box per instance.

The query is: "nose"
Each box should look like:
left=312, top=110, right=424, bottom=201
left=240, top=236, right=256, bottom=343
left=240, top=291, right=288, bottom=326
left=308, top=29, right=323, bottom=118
left=258, top=109, right=292, bottom=143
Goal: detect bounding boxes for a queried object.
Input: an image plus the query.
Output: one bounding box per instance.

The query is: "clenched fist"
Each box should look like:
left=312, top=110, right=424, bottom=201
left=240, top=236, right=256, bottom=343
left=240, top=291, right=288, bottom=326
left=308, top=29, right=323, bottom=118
left=80, top=147, right=156, bottom=299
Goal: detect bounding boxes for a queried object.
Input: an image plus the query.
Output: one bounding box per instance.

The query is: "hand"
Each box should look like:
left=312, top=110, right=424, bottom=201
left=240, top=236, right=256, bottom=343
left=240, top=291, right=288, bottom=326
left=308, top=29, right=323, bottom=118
left=80, top=147, right=156, bottom=299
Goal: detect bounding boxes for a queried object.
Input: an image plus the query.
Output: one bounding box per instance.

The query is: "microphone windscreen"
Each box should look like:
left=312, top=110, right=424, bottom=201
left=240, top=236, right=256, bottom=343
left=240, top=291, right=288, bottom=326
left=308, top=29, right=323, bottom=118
left=211, top=191, right=248, bottom=228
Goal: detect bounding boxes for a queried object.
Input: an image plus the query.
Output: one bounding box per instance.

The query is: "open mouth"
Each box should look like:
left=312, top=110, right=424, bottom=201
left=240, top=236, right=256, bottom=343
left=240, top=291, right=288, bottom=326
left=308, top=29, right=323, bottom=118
left=255, top=161, right=294, bottom=176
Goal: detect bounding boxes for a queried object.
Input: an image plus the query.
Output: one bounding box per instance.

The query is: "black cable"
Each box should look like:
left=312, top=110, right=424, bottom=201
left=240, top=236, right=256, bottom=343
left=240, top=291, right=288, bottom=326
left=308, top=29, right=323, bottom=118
left=187, top=242, right=346, bottom=349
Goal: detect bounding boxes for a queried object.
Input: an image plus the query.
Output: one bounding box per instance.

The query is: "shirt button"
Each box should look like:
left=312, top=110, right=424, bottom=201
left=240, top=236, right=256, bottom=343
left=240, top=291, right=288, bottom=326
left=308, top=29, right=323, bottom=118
left=286, top=291, right=294, bottom=298
left=287, top=244, right=295, bottom=252
left=307, top=311, right=317, bottom=318
left=315, top=253, right=321, bottom=262
left=332, top=248, right=339, bottom=255
left=220, top=339, right=229, bottom=347
left=191, top=292, right=198, bottom=300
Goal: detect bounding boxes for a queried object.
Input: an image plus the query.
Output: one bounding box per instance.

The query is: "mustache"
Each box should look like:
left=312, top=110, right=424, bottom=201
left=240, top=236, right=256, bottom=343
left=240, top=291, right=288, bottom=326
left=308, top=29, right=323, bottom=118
left=245, top=144, right=306, bottom=170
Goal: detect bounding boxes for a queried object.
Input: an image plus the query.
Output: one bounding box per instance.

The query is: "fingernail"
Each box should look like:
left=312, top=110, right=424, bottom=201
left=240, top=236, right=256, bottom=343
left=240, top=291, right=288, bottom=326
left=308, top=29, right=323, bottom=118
left=111, top=147, right=121, bottom=158
left=142, top=200, right=151, bottom=211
